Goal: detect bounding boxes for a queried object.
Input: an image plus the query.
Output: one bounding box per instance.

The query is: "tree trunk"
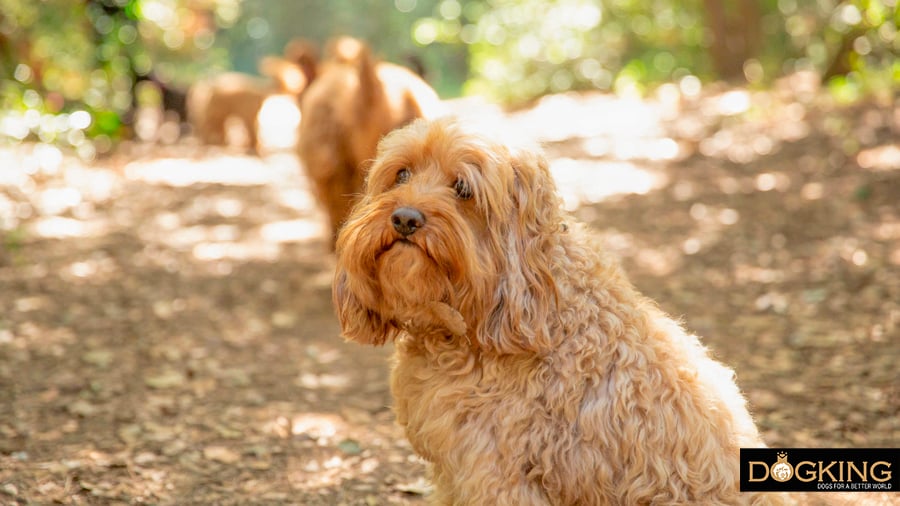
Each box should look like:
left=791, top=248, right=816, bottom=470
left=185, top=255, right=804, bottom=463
left=702, top=0, right=762, bottom=81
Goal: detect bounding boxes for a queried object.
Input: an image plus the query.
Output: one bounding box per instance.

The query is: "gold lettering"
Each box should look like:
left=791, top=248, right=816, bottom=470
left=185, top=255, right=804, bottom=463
left=748, top=461, right=769, bottom=482
left=796, top=461, right=817, bottom=482
left=819, top=461, right=838, bottom=482
left=871, top=461, right=892, bottom=483
left=847, top=460, right=867, bottom=482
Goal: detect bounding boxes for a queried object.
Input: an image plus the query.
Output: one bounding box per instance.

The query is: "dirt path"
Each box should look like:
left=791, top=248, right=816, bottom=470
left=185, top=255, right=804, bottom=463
left=1, top=84, right=897, bottom=504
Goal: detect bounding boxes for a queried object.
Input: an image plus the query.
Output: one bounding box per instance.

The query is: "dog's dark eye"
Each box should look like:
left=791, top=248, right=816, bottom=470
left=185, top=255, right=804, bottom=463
left=395, top=168, right=411, bottom=185
left=453, top=178, right=473, bottom=200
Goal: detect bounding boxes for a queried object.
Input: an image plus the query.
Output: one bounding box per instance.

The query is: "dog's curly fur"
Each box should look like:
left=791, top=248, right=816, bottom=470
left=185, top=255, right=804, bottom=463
left=298, top=36, right=444, bottom=247
left=333, top=117, right=785, bottom=505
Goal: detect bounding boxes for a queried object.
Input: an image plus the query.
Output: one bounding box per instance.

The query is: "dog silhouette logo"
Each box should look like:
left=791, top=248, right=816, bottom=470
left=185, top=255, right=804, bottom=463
left=771, top=452, right=793, bottom=482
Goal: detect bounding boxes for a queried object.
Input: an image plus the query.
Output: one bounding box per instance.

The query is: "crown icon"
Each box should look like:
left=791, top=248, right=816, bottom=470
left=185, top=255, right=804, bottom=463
left=771, top=451, right=793, bottom=482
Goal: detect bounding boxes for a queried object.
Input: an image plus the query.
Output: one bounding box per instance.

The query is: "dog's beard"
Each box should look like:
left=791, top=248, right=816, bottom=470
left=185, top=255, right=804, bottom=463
left=372, top=235, right=470, bottom=339
left=336, top=192, right=488, bottom=342
left=376, top=240, right=452, bottom=308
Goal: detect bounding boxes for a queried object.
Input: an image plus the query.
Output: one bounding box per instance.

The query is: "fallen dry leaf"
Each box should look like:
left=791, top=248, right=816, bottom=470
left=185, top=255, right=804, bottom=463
left=144, top=370, right=185, bottom=389
left=203, top=446, right=241, bottom=464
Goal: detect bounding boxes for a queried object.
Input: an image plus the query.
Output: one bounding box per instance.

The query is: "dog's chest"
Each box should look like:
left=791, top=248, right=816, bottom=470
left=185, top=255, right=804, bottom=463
left=389, top=341, right=572, bottom=460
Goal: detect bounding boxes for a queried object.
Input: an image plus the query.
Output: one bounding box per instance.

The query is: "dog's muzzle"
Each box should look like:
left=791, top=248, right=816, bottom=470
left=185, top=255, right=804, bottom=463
left=391, top=207, right=425, bottom=237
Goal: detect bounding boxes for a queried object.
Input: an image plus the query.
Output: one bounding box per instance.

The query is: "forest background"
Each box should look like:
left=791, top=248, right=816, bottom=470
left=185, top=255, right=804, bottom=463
left=1, top=0, right=896, bottom=152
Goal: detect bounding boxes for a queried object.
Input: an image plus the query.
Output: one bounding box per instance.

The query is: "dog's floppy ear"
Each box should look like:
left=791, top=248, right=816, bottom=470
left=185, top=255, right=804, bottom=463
left=475, top=146, right=563, bottom=354
left=332, top=267, right=398, bottom=346
left=332, top=218, right=400, bottom=345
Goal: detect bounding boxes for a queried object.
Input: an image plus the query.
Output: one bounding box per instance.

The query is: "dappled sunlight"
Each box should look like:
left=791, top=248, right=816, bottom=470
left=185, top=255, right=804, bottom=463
left=61, top=167, right=119, bottom=202
left=257, top=94, right=301, bottom=150
left=734, top=264, right=787, bottom=285
left=857, top=144, right=900, bottom=171
left=713, top=90, right=752, bottom=116
left=458, top=92, right=685, bottom=213
left=595, top=201, right=745, bottom=278
left=137, top=202, right=324, bottom=262
left=287, top=412, right=347, bottom=441
left=550, top=158, right=667, bottom=210
left=34, top=187, right=82, bottom=216
left=0, top=147, right=120, bottom=233
left=261, top=219, right=327, bottom=243
left=29, top=216, right=111, bottom=239
left=124, top=155, right=288, bottom=187
left=681, top=203, right=741, bottom=255
left=285, top=452, right=384, bottom=494
left=509, top=92, right=667, bottom=143
left=684, top=85, right=820, bottom=164
left=159, top=224, right=242, bottom=249
left=62, top=256, right=120, bottom=282
left=580, top=136, right=682, bottom=161
left=4, top=318, right=76, bottom=352
left=252, top=409, right=399, bottom=494
left=752, top=172, right=792, bottom=193
left=4, top=143, right=65, bottom=177
left=191, top=240, right=281, bottom=262
left=272, top=187, right=318, bottom=212
left=296, top=372, right=352, bottom=391
left=144, top=221, right=277, bottom=260
left=874, top=221, right=900, bottom=242
left=110, top=148, right=331, bottom=255
left=633, top=246, right=681, bottom=277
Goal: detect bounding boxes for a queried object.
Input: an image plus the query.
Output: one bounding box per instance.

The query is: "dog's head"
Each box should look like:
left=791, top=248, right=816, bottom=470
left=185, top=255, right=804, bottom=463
left=333, top=117, right=565, bottom=354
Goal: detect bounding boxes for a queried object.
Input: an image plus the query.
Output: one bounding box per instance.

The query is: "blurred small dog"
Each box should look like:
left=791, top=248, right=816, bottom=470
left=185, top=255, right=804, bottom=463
left=297, top=36, right=444, bottom=247
left=186, top=72, right=271, bottom=152
left=333, top=117, right=785, bottom=505
left=187, top=41, right=316, bottom=153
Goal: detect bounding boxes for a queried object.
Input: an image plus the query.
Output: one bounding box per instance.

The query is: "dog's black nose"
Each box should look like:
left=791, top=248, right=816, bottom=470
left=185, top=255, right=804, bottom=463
left=391, top=207, right=425, bottom=237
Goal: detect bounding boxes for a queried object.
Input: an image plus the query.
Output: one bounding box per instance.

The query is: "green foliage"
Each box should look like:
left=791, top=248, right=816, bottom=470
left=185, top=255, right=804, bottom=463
left=228, top=0, right=468, bottom=97
left=413, top=0, right=715, bottom=103
left=1, top=0, right=471, bottom=151
left=1, top=227, right=27, bottom=267
left=0, top=0, right=237, bottom=152
left=415, top=0, right=898, bottom=105
left=1, top=0, right=894, bottom=143
left=2, top=227, right=25, bottom=253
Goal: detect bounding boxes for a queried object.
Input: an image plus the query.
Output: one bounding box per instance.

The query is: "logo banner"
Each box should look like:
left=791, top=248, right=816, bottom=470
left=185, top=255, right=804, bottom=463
left=740, top=448, right=897, bottom=492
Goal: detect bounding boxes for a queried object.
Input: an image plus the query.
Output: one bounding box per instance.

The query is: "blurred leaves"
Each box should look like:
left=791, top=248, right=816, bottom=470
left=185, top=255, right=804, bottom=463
left=0, top=0, right=236, bottom=154
left=415, top=0, right=898, bottom=105
left=1, top=0, right=896, bottom=145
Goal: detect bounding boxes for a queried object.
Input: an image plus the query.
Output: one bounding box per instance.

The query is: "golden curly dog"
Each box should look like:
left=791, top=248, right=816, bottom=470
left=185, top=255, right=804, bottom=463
left=298, top=36, right=444, bottom=248
left=332, top=117, right=792, bottom=505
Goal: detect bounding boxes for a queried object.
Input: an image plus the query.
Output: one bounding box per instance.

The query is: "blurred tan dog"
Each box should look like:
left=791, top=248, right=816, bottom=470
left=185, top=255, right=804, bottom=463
left=187, top=41, right=316, bottom=153
left=187, top=72, right=270, bottom=152
left=297, top=36, right=444, bottom=247
left=333, top=117, right=787, bottom=505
